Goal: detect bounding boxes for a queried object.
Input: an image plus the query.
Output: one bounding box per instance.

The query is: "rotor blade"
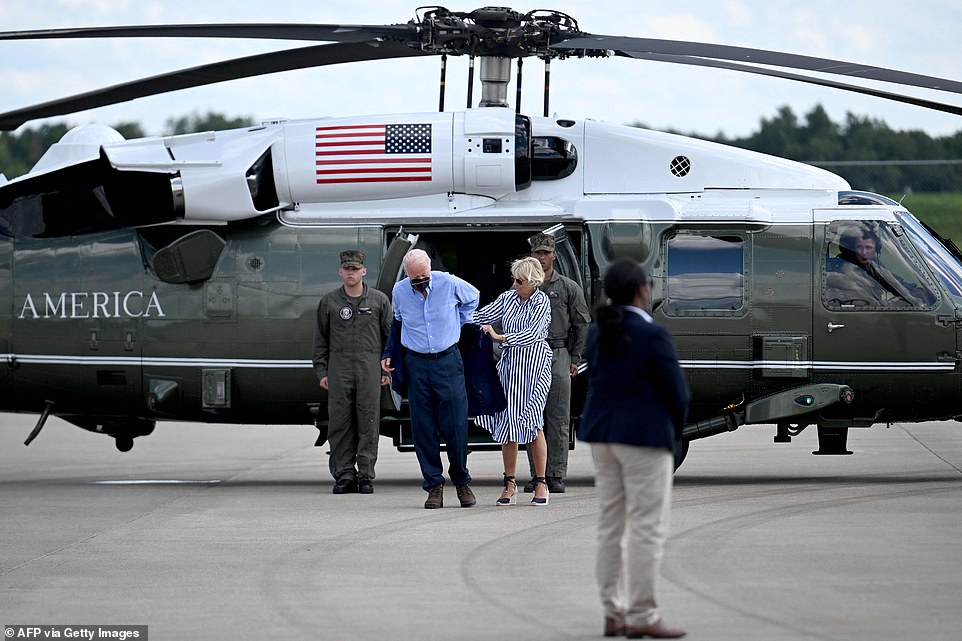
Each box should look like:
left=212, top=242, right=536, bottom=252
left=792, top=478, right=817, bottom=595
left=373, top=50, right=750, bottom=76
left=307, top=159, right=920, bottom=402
left=621, top=51, right=962, bottom=117
left=553, top=35, right=962, bottom=96
left=0, top=41, right=433, bottom=131
left=0, top=23, right=418, bottom=44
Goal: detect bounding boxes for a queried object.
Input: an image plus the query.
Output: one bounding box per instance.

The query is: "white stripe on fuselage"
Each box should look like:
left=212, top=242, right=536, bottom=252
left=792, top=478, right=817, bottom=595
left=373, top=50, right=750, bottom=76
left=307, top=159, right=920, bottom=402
left=0, top=353, right=953, bottom=372
left=0, top=354, right=311, bottom=368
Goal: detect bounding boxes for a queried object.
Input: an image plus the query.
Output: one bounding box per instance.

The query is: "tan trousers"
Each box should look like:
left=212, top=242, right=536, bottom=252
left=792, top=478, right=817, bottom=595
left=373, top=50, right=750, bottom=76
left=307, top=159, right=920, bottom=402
left=590, top=443, right=673, bottom=628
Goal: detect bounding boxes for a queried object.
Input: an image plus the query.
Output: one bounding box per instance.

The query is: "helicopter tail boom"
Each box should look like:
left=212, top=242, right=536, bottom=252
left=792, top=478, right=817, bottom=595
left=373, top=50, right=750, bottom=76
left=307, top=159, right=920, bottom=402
left=0, top=108, right=533, bottom=234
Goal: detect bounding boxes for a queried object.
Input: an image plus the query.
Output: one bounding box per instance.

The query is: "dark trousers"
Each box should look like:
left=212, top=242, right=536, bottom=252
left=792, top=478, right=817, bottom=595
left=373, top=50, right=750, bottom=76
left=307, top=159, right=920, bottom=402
left=404, top=348, right=471, bottom=490
left=327, top=355, right=381, bottom=482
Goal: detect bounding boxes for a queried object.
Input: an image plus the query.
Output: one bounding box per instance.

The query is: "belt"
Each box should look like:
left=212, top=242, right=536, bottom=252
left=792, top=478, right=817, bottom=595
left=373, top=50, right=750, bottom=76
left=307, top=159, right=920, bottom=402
left=547, top=338, right=567, bottom=349
left=406, top=344, right=458, bottom=360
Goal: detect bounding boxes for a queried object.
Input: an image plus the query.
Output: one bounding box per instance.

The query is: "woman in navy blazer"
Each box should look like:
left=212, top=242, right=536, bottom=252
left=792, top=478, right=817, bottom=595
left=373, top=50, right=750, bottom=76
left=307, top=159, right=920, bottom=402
left=578, top=258, right=690, bottom=639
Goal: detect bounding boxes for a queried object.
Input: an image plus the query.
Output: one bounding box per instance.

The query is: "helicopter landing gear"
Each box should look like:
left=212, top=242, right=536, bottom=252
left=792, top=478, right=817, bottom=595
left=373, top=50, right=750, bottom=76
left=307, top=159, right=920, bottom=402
left=62, top=416, right=155, bottom=452
left=115, top=436, right=134, bottom=452
left=107, top=420, right=154, bottom=452
left=774, top=422, right=808, bottom=443
left=813, top=426, right=853, bottom=455
left=774, top=422, right=853, bottom=454
left=313, top=420, right=329, bottom=447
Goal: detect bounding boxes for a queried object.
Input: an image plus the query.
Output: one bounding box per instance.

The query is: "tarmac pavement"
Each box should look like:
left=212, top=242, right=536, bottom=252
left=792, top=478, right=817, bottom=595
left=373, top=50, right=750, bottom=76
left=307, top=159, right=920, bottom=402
left=1, top=413, right=961, bottom=641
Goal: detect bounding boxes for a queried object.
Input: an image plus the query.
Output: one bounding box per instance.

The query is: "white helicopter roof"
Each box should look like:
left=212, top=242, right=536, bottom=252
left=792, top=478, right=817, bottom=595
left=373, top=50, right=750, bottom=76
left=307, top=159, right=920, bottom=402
left=282, top=111, right=851, bottom=227
left=2, top=109, right=853, bottom=228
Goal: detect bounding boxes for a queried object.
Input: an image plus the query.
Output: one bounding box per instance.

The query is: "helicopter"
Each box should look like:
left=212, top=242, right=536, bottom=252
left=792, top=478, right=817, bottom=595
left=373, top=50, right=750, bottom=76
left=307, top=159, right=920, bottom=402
left=2, top=6, right=962, bottom=468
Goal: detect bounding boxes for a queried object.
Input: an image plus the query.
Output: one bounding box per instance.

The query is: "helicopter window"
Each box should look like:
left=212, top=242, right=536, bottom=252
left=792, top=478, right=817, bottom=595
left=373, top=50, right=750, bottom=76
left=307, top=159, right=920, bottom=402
left=666, top=234, right=744, bottom=314
left=823, top=220, right=937, bottom=310
left=515, top=115, right=532, bottom=191
left=531, top=136, right=577, bottom=181
left=151, top=230, right=226, bottom=284
left=895, top=212, right=962, bottom=298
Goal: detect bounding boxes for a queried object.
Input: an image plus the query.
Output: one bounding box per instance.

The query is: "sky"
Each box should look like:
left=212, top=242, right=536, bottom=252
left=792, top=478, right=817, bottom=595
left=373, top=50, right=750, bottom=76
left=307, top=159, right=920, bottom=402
left=1, top=0, right=961, bottom=140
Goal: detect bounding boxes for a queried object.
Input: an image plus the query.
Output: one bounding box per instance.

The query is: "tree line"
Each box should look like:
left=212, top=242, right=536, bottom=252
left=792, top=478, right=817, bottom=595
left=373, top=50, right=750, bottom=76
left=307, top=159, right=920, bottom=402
left=2, top=106, right=961, bottom=194
left=639, top=104, right=962, bottom=195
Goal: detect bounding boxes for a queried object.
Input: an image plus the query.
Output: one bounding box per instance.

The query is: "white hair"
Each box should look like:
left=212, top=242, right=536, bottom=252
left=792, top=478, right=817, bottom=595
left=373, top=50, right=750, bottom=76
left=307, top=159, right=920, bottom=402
left=402, top=248, right=431, bottom=275
left=512, top=256, right=545, bottom=287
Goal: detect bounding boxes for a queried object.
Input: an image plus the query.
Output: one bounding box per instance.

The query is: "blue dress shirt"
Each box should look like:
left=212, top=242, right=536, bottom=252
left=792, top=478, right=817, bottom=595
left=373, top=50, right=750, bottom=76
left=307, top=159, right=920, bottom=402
left=391, top=271, right=480, bottom=353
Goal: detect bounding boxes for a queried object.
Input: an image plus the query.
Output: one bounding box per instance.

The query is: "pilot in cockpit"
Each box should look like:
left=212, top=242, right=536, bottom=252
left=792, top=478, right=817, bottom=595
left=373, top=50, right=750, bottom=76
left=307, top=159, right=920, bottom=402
left=825, top=225, right=922, bottom=307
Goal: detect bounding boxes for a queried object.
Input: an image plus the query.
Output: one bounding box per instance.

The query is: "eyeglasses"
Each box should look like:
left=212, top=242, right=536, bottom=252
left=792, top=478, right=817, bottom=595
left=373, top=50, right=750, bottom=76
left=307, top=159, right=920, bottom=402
left=513, top=277, right=525, bottom=285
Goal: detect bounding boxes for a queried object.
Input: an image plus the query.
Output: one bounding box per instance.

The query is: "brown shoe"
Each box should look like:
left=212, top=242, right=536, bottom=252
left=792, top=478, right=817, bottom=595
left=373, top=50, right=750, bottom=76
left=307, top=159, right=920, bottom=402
left=625, top=619, right=687, bottom=638
left=603, top=616, right=625, bottom=637
left=424, top=485, right=443, bottom=509
left=455, top=484, right=476, bottom=507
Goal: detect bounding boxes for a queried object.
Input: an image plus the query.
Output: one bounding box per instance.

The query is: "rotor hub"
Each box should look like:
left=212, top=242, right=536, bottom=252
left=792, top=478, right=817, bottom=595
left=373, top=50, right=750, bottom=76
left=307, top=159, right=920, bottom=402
left=412, top=6, right=606, bottom=59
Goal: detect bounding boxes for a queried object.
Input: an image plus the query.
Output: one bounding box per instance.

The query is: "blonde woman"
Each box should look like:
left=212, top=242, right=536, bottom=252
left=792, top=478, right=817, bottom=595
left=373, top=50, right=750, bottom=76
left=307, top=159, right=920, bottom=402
left=473, top=257, right=553, bottom=505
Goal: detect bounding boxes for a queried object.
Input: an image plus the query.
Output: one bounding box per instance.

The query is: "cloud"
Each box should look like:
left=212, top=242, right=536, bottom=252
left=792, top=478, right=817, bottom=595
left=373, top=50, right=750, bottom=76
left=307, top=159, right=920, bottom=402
left=648, top=14, right=716, bottom=43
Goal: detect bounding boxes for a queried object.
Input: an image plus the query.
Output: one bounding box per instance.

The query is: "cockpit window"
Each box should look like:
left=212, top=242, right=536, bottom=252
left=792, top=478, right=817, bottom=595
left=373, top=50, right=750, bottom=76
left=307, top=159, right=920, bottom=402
left=896, top=211, right=962, bottom=298
left=822, top=220, right=938, bottom=310
left=532, top=136, right=577, bottom=180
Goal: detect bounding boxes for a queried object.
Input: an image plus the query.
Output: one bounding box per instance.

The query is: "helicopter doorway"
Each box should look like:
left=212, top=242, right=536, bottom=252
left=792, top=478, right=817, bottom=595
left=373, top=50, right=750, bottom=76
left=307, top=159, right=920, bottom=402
left=385, top=225, right=585, bottom=308
left=380, top=223, right=587, bottom=451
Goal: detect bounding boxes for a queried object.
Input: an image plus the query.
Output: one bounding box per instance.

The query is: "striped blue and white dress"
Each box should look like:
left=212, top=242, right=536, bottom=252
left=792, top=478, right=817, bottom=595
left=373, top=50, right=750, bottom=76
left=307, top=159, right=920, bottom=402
left=473, top=288, right=552, bottom=445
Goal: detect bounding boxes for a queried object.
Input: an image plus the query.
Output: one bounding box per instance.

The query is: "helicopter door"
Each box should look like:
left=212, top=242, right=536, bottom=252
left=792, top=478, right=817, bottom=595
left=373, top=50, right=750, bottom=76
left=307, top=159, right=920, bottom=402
left=656, top=229, right=751, bottom=420
left=540, top=224, right=584, bottom=289
left=375, top=231, right=419, bottom=297
left=813, top=218, right=954, bottom=385
left=376, top=231, right=418, bottom=412
left=12, top=232, right=144, bottom=414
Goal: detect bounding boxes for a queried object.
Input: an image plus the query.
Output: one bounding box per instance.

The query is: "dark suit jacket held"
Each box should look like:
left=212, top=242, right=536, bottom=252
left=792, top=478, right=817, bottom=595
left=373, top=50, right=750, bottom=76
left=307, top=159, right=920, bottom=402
left=385, top=319, right=506, bottom=417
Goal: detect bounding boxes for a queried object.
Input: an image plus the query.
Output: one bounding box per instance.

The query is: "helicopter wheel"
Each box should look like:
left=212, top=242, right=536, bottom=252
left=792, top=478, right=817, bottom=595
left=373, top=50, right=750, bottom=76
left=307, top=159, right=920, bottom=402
left=114, top=436, right=134, bottom=452
left=674, top=439, right=690, bottom=471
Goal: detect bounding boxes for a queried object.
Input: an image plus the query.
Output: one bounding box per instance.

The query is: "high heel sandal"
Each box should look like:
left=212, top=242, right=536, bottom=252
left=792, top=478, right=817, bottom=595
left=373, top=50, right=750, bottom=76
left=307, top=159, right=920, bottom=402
left=531, top=476, right=549, bottom=506
left=497, top=474, right=517, bottom=506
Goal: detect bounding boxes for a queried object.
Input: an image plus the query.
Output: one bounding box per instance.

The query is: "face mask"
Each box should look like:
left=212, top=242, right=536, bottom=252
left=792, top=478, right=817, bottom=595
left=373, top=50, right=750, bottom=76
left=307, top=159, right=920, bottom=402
left=411, top=276, right=430, bottom=292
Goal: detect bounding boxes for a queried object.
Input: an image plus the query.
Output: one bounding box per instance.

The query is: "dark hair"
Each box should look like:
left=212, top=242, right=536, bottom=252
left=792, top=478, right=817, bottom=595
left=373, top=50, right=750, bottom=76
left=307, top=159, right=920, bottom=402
left=596, top=259, right=649, bottom=355
left=862, top=228, right=882, bottom=254
left=839, top=226, right=882, bottom=263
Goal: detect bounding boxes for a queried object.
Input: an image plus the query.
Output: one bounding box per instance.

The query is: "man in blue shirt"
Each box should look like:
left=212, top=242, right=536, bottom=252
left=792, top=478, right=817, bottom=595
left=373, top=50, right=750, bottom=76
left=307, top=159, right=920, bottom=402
left=381, top=248, right=480, bottom=509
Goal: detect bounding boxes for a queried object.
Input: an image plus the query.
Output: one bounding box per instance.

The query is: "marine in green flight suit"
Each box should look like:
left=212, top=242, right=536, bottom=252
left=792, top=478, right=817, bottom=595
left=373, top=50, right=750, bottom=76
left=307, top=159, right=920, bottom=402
left=313, top=250, right=392, bottom=494
left=525, top=233, right=591, bottom=493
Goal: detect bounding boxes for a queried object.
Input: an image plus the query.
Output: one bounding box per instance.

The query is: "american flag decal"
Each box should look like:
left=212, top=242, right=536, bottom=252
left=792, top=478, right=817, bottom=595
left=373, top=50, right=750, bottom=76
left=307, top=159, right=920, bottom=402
left=315, top=123, right=433, bottom=184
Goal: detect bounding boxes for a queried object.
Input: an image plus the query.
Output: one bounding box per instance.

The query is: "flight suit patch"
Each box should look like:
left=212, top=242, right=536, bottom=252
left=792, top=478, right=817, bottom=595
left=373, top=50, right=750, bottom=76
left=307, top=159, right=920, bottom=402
left=339, top=305, right=354, bottom=320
